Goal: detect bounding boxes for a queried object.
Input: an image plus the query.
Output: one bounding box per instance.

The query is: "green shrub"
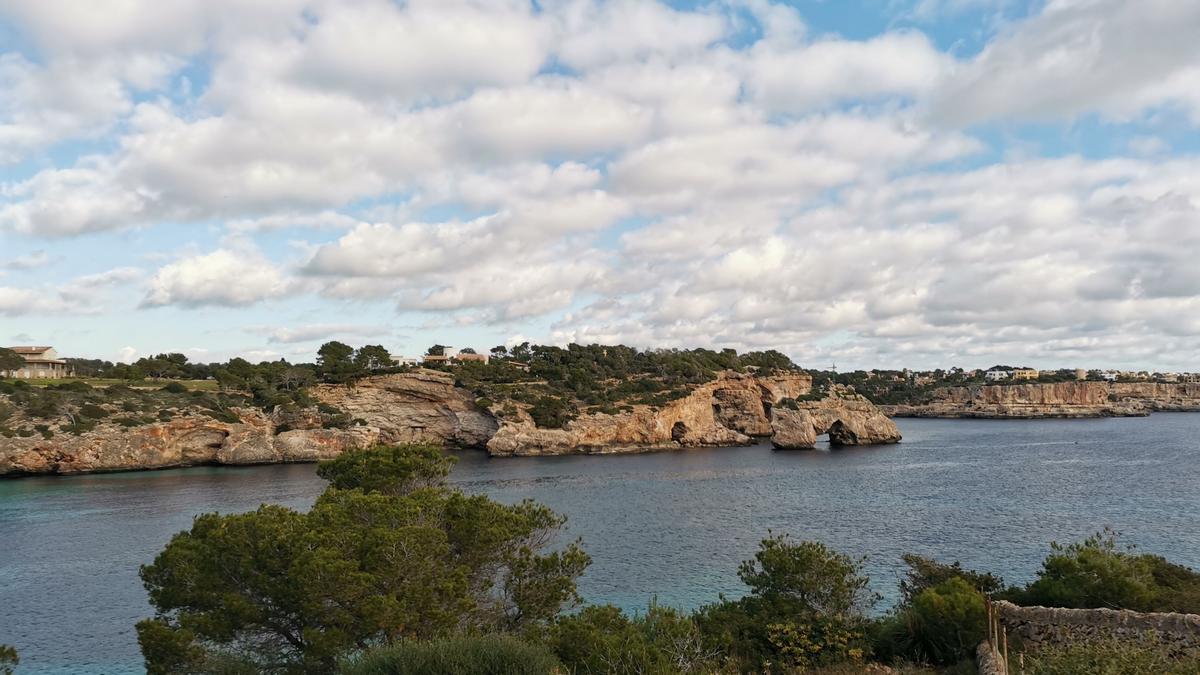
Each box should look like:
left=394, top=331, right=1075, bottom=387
left=528, top=396, right=576, bottom=429
left=0, top=644, right=18, bottom=675
left=78, top=403, right=110, bottom=419
left=695, top=535, right=877, bottom=671
left=1012, top=529, right=1193, bottom=612
left=550, top=602, right=721, bottom=674
left=161, top=382, right=188, bottom=394
left=875, top=578, right=986, bottom=666
left=898, top=554, right=1005, bottom=604
left=1022, top=637, right=1200, bottom=675
left=342, top=635, right=560, bottom=675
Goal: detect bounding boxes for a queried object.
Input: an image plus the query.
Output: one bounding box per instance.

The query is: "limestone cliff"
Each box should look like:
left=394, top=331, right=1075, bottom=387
left=486, top=373, right=900, bottom=456
left=0, top=408, right=376, bottom=476
left=311, top=370, right=498, bottom=448
left=883, top=381, right=1200, bottom=418
left=770, top=387, right=903, bottom=449
left=1, top=369, right=906, bottom=475
left=0, top=370, right=499, bottom=476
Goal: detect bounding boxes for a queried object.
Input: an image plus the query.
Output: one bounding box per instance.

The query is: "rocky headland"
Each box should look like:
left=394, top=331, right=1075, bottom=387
left=0, top=370, right=900, bottom=476
left=883, top=381, right=1200, bottom=418
left=486, top=374, right=900, bottom=456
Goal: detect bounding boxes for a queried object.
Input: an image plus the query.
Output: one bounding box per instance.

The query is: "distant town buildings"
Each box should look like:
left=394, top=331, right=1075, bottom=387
left=2, top=346, right=72, bottom=379
left=1011, top=368, right=1040, bottom=380
left=985, top=369, right=1010, bottom=382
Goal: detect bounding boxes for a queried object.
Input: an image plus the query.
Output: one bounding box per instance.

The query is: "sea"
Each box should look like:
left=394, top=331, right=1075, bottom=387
left=2, top=415, right=1199, bottom=674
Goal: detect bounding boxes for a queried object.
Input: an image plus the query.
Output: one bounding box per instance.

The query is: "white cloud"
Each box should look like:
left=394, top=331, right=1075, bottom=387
left=143, top=248, right=292, bottom=308
left=1, top=0, right=1198, bottom=368
left=247, top=323, right=391, bottom=344
left=929, top=0, right=1200, bottom=125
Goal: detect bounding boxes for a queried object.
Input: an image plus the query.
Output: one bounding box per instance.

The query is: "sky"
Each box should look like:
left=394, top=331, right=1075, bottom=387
left=1, top=0, right=1199, bottom=371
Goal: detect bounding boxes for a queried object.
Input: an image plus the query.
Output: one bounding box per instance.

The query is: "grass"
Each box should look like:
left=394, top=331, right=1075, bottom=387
left=1017, top=638, right=1200, bottom=675
left=0, top=377, right=220, bottom=391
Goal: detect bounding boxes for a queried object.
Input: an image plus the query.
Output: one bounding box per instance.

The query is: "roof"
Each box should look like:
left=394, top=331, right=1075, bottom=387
left=7, top=346, right=53, bottom=354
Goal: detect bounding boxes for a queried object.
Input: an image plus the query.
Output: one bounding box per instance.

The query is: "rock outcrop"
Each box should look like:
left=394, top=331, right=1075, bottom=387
left=0, top=409, right=376, bottom=476
left=885, top=382, right=1141, bottom=418
left=883, top=381, right=1200, bottom=418
left=311, top=370, right=498, bottom=448
left=1, top=369, right=905, bottom=475
left=770, top=387, right=903, bottom=449
left=486, top=374, right=900, bottom=456
left=1109, top=382, right=1200, bottom=412
left=1, top=369, right=495, bottom=477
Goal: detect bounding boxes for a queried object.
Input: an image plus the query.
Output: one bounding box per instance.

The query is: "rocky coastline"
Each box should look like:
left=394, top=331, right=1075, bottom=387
left=883, top=381, right=1200, bottom=419
left=0, top=370, right=900, bottom=477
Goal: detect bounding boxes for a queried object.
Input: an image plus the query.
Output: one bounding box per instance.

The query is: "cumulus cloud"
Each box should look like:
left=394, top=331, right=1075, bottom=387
left=142, top=248, right=292, bottom=308
left=1, top=0, right=1198, bottom=367
left=930, top=0, right=1200, bottom=125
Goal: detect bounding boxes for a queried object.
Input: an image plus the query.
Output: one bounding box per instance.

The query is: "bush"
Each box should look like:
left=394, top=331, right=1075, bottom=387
left=550, top=602, right=721, bottom=674
left=695, top=535, right=877, bottom=671
left=78, top=403, right=110, bottom=419
left=0, top=644, right=17, bottom=675
left=875, top=578, right=986, bottom=666
left=898, top=554, right=1004, bottom=604
left=1002, top=530, right=1200, bottom=615
left=1022, top=637, right=1200, bottom=675
left=528, top=396, right=576, bottom=429
left=161, top=382, right=188, bottom=394
left=342, top=635, right=560, bottom=675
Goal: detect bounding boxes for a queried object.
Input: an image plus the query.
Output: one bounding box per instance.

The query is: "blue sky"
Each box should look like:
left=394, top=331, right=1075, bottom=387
left=2, top=0, right=1199, bottom=371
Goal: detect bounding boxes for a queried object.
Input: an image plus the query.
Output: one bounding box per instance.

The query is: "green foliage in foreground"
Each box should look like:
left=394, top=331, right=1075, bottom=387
left=694, top=535, right=878, bottom=672
left=1011, top=528, right=1200, bottom=613
left=136, top=444, right=590, bottom=674
left=340, top=634, right=560, bottom=675
left=1022, top=637, right=1200, bottom=675
left=875, top=578, right=987, bottom=666
left=0, top=645, right=17, bottom=675
left=550, top=602, right=721, bottom=674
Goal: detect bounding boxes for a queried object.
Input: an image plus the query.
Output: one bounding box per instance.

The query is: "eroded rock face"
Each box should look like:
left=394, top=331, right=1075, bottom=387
left=770, top=388, right=902, bottom=449
left=883, top=381, right=1200, bottom=418
left=312, top=370, right=497, bottom=448
left=0, top=409, right=369, bottom=476
left=486, top=372, right=897, bottom=456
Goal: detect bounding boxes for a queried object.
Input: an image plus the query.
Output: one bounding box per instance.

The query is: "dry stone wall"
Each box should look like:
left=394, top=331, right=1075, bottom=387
left=996, top=600, right=1200, bottom=658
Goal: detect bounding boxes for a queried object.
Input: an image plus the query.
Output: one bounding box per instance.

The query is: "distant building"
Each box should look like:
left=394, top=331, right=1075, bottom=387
left=395, top=357, right=421, bottom=366
left=1100, top=371, right=1119, bottom=382
left=985, top=369, right=1010, bottom=382
left=1011, top=368, right=1039, bottom=380
left=421, top=354, right=452, bottom=365
left=2, top=346, right=72, bottom=379
left=454, top=353, right=489, bottom=364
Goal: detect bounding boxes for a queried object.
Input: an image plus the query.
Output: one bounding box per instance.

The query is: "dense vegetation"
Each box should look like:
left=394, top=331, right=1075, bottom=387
left=129, top=445, right=1200, bottom=674
left=136, top=444, right=589, bottom=674
left=444, top=343, right=800, bottom=428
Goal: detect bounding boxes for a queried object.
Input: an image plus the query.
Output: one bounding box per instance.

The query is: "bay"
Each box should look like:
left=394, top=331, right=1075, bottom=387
left=2, top=415, right=1199, bottom=674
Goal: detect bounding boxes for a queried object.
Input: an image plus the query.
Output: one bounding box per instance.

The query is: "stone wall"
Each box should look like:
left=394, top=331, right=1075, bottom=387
left=996, top=600, right=1200, bottom=657
left=975, top=641, right=1005, bottom=675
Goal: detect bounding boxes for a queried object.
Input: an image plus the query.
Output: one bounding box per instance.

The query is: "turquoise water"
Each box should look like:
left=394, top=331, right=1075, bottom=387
left=2, top=416, right=1199, bottom=673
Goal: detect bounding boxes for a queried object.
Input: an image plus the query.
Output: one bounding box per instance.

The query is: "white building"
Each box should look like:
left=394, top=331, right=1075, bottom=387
left=2, top=346, right=71, bottom=379
left=984, top=369, right=1011, bottom=382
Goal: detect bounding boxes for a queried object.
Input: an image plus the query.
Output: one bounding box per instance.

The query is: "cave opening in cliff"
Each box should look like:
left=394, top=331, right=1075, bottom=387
left=671, top=421, right=688, bottom=443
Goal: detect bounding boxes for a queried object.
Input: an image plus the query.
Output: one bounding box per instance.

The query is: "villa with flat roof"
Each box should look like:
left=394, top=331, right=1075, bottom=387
left=2, top=346, right=72, bottom=379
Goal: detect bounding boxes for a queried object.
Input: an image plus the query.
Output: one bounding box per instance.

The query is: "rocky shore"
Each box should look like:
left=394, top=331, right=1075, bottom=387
left=883, top=381, right=1200, bottom=419
left=0, top=370, right=900, bottom=476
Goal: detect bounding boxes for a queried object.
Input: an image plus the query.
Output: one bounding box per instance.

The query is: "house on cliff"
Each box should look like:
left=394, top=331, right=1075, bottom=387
left=2, top=346, right=72, bottom=379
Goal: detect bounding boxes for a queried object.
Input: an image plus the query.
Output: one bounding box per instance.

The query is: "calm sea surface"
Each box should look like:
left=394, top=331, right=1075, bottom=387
left=2, top=416, right=1199, bottom=674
